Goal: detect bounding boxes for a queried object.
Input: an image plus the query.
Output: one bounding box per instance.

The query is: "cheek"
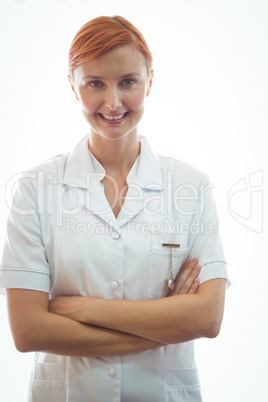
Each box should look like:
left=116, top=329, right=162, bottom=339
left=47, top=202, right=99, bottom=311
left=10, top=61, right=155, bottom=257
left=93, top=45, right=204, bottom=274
left=79, top=93, right=100, bottom=114
left=127, top=90, right=146, bottom=111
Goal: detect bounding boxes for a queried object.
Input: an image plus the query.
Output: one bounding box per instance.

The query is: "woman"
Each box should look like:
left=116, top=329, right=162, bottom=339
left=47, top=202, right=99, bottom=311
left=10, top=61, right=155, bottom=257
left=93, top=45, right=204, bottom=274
left=0, top=16, right=229, bottom=402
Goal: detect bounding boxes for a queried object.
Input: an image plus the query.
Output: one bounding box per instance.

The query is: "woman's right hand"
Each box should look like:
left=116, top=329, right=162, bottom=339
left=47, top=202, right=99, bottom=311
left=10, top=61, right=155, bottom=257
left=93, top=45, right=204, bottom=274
left=168, top=258, right=200, bottom=297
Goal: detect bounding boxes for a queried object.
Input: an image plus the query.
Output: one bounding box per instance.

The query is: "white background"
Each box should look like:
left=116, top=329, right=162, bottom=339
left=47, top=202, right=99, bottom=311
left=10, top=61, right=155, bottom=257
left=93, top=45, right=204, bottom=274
left=0, top=0, right=267, bottom=401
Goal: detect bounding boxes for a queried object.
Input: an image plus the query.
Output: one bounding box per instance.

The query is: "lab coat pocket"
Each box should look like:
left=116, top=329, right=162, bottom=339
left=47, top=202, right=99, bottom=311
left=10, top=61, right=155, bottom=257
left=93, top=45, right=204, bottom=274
left=27, top=362, right=66, bottom=402
left=148, top=247, right=188, bottom=299
left=167, top=367, right=202, bottom=402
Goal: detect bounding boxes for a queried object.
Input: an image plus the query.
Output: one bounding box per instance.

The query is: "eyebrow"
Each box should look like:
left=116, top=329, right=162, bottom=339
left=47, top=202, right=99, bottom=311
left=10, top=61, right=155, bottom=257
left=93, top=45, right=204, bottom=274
left=81, top=73, right=141, bottom=80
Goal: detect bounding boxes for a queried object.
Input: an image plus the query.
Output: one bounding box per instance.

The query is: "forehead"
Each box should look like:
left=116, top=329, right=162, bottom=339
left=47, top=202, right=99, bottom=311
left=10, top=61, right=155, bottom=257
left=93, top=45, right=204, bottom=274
left=74, top=44, right=147, bottom=81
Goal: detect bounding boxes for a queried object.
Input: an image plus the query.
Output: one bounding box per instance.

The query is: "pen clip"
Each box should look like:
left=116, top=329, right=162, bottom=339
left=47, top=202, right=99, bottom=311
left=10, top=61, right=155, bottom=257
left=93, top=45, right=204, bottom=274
left=162, top=243, right=180, bottom=291
left=162, top=243, right=180, bottom=248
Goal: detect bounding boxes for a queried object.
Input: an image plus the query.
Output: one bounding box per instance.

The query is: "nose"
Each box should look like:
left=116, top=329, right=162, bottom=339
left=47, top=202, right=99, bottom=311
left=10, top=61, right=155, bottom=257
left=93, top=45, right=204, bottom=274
left=104, top=87, right=122, bottom=111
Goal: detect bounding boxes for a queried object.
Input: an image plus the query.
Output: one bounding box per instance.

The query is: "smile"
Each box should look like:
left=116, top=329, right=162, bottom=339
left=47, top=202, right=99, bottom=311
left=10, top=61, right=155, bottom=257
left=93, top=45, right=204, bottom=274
left=99, top=112, right=128, bottom=121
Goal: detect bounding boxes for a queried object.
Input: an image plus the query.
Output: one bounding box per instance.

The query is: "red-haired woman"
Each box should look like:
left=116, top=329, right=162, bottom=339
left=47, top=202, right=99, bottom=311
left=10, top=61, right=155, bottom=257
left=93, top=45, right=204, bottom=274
left=0, top=16, right=229, bottom=402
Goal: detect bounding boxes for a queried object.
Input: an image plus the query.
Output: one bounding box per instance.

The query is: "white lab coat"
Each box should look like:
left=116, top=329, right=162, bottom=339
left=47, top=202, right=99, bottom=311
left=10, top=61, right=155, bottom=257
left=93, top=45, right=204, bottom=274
left=0, top=136, right=229, bottom=402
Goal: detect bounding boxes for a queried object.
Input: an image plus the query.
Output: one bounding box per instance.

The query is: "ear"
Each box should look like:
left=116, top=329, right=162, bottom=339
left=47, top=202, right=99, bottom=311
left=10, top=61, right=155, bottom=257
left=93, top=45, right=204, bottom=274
left=146, top=69, right=154, bottom=97
left=68, top=74, right=80, bottom=102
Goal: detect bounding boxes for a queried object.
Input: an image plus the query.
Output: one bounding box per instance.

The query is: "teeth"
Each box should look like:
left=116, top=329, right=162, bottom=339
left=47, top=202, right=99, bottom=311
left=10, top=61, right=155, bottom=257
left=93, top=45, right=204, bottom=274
left=101, top=113, right=125, bottom=120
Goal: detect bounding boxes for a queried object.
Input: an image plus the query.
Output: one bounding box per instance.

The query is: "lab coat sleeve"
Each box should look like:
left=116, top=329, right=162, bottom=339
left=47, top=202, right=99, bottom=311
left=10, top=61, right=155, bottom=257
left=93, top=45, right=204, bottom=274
left=0, top=174, right=51, bottom=295
left=187, top=173, right=230, bottom=287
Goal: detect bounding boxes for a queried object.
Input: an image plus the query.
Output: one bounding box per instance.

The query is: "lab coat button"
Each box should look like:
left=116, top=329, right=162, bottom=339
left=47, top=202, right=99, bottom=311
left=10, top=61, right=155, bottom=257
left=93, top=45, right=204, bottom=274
left=108, top=367, right=116, bottom=377
left=111, top=232, right=120, bottom=239
left=110, top=281, right=119, bottom=290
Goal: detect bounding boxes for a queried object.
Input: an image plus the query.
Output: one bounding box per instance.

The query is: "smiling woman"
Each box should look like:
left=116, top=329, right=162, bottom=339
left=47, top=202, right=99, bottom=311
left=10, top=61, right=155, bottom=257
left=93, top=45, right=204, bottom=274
left=70, top=43, right=153, bottom=143
left=0, top=15, right=229, bottom=402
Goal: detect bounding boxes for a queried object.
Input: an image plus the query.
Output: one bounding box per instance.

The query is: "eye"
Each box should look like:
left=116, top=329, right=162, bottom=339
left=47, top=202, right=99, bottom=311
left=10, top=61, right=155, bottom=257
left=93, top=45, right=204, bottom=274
left=88, top=80, right=103, bottom=88
left=121, top=78, right=136, bottom=87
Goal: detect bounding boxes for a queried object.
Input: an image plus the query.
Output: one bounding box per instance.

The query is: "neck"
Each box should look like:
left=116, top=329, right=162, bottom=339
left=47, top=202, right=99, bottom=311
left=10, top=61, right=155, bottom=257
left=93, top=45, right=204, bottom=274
left=88, top=132, right=140, bottom=176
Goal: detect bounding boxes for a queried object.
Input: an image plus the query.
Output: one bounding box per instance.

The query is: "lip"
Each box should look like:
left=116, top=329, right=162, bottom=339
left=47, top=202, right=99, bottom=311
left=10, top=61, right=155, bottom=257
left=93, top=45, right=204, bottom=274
left=98, top=112, right=129, bottom=124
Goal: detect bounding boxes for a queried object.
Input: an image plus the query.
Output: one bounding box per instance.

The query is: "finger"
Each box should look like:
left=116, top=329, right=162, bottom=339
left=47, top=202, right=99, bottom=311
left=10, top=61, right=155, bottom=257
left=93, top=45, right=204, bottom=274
left=179, top=264, right=200, bottom=294
left=174, top=258, right=199, bottom=293
left=168, top=258, right=199, bottom=297
left=188, top=278, right=200, bottom=294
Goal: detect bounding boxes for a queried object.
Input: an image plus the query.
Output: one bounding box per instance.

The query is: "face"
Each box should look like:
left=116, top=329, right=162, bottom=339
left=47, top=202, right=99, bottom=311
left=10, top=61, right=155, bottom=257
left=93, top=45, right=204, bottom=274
left=70, top=43, right=153, bottom=141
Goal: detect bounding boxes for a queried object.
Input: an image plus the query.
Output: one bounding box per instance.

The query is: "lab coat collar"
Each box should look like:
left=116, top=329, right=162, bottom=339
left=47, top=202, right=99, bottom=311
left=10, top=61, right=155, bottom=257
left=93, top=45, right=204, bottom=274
left=135, top=136, right=164, bottom=191
left=63, top=135, right=94, bottom=189
left=63, top=135, right=164, bottom=191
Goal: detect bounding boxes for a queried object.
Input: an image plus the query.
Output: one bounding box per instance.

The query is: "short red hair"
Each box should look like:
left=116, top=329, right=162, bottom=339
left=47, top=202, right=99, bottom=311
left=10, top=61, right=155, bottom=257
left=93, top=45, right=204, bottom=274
left=68, top=16, right=153, bottom=77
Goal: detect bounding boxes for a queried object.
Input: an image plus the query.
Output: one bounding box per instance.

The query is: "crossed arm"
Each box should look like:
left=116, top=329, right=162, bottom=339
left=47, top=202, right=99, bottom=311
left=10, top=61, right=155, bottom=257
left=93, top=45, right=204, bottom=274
left=6, top=259, right=226, bottom=357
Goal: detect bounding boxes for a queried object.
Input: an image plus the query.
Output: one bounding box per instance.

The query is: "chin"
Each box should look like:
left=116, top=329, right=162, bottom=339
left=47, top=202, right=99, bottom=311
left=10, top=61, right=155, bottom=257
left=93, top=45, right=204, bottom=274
left=91, top=127, right=138, bottom=142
